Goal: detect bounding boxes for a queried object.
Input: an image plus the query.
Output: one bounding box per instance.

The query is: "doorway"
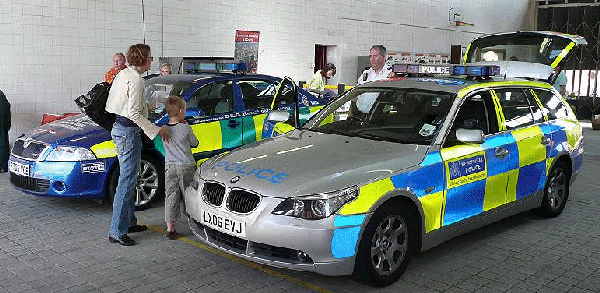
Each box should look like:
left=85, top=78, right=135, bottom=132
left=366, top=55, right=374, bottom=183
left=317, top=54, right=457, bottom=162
left=314, top=44, right=338, bottom=85
left=314, top=45, right=327, bottom=73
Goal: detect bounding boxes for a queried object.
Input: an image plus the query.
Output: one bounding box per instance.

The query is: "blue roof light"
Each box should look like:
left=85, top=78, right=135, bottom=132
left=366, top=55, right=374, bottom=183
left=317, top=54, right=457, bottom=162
left=186, top=61, right=248, bottom=73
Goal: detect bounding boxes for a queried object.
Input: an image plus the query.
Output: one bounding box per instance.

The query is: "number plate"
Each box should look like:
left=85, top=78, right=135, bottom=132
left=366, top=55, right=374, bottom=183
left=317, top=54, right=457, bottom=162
left=9, top=161, right=30, bottom=177
left=201, top=209, right=246, bottom=238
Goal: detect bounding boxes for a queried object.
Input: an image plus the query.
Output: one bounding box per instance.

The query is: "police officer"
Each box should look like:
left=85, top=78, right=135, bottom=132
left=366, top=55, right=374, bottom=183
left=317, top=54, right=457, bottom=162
left=0, top=89, right=10, bottom=173
left=357, top=45, right=393, bottom=85
left=549, top=60, right=567, bottom=97
left=352, top=45, right=393, bottom=118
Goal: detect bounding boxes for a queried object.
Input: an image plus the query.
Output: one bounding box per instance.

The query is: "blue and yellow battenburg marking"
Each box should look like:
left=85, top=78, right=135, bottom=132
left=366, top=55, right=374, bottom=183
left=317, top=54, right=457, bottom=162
left=328, top=118, right=581, bottom=259
left=326, top=74, right=584, bottom=260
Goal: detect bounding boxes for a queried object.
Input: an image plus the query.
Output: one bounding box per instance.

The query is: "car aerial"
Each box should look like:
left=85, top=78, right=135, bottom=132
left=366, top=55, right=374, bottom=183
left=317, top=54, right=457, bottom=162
left=183, top=32, right=585, bottom=286
left=8, top=65, right=327, bottom=209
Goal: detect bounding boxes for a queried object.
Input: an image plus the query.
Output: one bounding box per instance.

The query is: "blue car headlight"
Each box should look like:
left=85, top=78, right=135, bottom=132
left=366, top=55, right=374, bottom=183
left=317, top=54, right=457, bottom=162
left=272, top=186, right=359, bottom=220
left=45, top=146, right=96, bottom=162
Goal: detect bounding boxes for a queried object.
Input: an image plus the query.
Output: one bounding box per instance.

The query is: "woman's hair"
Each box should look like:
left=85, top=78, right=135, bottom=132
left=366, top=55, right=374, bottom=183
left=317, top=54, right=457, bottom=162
left=165, top=95, right=185, bottom=117
left=126, top=44, right=151, bottom=67
left=320, top=63, right=336, bottom=77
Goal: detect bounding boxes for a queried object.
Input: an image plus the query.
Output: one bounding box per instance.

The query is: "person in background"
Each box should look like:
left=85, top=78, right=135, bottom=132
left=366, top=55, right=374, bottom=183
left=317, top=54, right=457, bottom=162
left=105, top=44, right=171, bottom=246
left=0, top=89, right=10, bottom=173
left=162, top=96, right=198, bottom=240
left=550, top=60, right=568, bottom=97
left=105, top=53, right=127, bottom=84
left=352, top=45, right=393, bottom=117
left=161, top=63, right=172, bottom=75
left=357, top=45, right=392, bottom=85
left=308, top=63, right=336, bottom=91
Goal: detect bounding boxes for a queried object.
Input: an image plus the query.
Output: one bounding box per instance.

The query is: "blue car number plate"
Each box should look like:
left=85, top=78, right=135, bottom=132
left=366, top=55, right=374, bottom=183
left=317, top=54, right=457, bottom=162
left=201, top=209, right=246, bottom=238
left=9, top=161, right=30, bottom=177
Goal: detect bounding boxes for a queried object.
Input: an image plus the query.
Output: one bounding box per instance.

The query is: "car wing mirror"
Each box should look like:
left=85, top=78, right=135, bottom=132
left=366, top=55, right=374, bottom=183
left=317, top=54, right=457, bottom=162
left=266, top=110, right=291, bottom=123
left=456, top=128, right=484, bottom=144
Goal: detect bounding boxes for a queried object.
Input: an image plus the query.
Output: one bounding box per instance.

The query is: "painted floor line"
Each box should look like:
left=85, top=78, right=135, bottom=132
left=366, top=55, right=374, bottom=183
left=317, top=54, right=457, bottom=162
left=144, top=223, right=333, bottom=293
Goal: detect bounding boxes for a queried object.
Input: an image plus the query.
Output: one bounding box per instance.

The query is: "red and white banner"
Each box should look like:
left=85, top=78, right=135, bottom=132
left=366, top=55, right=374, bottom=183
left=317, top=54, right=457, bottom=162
left=235, top=30, right=260, bottom=73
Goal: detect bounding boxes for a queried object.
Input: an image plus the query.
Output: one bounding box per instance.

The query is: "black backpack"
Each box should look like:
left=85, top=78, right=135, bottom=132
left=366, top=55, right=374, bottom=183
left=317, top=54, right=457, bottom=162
left=75, top=82, right=115, bottom=131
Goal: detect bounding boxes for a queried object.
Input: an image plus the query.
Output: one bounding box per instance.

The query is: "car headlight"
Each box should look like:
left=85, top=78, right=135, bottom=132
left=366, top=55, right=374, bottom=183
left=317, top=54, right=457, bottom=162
left=272, top=186, right=359, bottom=220
left=45, top=146, right=96, bottom=161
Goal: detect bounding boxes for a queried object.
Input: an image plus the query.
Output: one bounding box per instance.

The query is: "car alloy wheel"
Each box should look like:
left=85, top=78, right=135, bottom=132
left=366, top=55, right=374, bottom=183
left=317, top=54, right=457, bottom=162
left=370, top=215, right=409, bottom=276
left=537, top=162, right=569, bottom=217
left=135, top=157, right=159, bottom=209
left=547, top=167, right=567, bottom=209
left=353, top=202, right=417, bottom=287
left=107, top=153, right=164, bottom=211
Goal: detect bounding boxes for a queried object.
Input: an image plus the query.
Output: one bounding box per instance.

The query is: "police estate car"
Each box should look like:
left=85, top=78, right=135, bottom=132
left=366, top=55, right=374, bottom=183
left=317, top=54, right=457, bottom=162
left=8, top=67, right=327, bottom=209
left=183, top=32, right=585, bottom=286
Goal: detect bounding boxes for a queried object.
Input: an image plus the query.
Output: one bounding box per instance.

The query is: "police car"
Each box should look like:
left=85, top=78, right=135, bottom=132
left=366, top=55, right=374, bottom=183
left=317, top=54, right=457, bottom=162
left=183, top=32, right=585, bottom=286
left=8, top=65, right=327, bottom=210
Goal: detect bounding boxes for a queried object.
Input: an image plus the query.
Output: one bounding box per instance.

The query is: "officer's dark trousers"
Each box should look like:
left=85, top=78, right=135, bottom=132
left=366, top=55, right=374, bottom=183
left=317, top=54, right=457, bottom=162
left=0, top=132, right=8, bottom=170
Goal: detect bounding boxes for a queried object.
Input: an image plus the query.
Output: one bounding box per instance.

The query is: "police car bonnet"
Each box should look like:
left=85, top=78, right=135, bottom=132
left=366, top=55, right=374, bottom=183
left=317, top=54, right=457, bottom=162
left=464, top=31, right=587, bottom=80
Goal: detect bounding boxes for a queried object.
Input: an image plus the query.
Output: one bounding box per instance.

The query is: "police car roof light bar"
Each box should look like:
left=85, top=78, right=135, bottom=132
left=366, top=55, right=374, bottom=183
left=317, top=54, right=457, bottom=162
left=192, top=61, right=248, bottom=74
left=392, top=63, right=500, bottom=78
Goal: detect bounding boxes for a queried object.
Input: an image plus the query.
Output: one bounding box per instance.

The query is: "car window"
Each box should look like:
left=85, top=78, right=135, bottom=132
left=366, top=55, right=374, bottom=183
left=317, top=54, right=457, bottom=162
left=444, top=91, right=497, bottom=147
left=238, top=79, right=278, bottom=110
left=495, top=88, right=538, bottom=130
left=188, top=81, right=232, bottom=116
left=145, top=80, right=193, bottom=120
left=306, top=88, right=454, bottom=145
left=272, top=82, right=296, bottom=109
left=532, top=89, right=571, bottom=120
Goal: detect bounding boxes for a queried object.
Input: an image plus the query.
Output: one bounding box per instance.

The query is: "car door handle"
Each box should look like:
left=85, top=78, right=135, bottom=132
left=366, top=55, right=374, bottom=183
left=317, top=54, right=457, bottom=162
left=227, top=120, right=240, bottom=128
left=541, top=136, right=552, bottom=146
left=495, top=147, right=509, bottom=158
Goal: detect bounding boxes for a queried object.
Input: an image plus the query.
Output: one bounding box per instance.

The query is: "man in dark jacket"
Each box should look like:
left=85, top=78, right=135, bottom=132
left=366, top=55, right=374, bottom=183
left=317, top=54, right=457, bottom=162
left=0, top=89, right=10, bottom=172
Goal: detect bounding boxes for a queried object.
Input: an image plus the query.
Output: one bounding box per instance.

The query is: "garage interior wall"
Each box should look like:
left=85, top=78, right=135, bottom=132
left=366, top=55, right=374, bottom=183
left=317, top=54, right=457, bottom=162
left=0, top=0, right=534, bottom=143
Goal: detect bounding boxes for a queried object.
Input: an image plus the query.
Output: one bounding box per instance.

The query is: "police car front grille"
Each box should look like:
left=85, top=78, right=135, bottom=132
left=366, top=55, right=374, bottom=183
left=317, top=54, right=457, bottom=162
left=203, top=182, right=225, bottom=206
left=227, top=190, right=260, bottom=213
left=11, top=139, right=48, bottom=160
left=10, top=173, right=50, bottom=192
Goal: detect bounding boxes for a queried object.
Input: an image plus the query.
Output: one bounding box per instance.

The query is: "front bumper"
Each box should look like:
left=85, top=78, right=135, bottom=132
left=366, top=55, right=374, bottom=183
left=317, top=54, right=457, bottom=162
left=8, top=155, right=114, bottom=198
left=183, top=185, right=358, bottom=276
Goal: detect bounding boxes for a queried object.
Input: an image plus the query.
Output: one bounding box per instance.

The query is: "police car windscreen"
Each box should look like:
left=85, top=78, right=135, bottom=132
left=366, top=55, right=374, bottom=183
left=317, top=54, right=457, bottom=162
left=308, top=88, right=454, bottom=145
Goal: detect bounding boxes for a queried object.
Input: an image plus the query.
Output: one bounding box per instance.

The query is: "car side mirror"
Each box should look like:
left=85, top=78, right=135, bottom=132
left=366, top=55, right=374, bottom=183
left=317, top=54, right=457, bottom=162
left=456, top=128, right=484, bottom=144
left=266, top=110, right=291, bottom=123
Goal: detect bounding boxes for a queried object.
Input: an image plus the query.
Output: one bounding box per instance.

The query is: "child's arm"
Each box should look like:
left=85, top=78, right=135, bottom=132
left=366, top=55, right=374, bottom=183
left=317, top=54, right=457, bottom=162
left=188, top=125, right=199, bottom=148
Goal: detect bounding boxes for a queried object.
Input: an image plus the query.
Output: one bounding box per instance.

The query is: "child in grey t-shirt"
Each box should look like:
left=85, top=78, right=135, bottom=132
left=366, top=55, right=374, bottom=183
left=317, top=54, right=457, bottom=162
left=163, top=96, right=199, bottom=239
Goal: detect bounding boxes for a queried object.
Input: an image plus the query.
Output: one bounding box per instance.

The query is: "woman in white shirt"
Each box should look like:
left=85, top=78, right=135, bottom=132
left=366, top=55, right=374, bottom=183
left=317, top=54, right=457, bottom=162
left=105, top=43, right=170, bottom=246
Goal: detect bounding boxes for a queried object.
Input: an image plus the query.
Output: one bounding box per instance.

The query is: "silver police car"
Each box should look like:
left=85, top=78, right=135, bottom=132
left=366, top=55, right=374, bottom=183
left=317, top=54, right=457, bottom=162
left=184, top=32, right=585, bottom=286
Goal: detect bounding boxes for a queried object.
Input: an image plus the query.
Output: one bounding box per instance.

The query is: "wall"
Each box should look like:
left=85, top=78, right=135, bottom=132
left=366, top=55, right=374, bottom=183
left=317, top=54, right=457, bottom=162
left=0, top=0, right=534, bottom=143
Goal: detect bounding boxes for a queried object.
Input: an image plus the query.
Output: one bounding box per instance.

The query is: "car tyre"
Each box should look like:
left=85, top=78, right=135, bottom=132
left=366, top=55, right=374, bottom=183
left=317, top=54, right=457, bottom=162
left=352, top=202, right=417, bottom=287
left=537, top=163, right=569, bottom=217
left=106, top=153, right=164, bottom=211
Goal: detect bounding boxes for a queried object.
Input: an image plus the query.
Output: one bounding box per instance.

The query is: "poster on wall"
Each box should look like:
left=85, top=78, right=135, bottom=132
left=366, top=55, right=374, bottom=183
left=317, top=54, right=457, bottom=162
left=235, top=30, right=260, bottom=73
left=387, top=51, right=450, bottom=64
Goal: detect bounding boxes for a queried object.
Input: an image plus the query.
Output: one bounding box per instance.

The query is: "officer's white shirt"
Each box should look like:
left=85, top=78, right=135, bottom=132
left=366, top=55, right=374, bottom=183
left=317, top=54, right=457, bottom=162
left=356, top=65, right=392, bottom=113
left=357, top=65, right=392, bottom=85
